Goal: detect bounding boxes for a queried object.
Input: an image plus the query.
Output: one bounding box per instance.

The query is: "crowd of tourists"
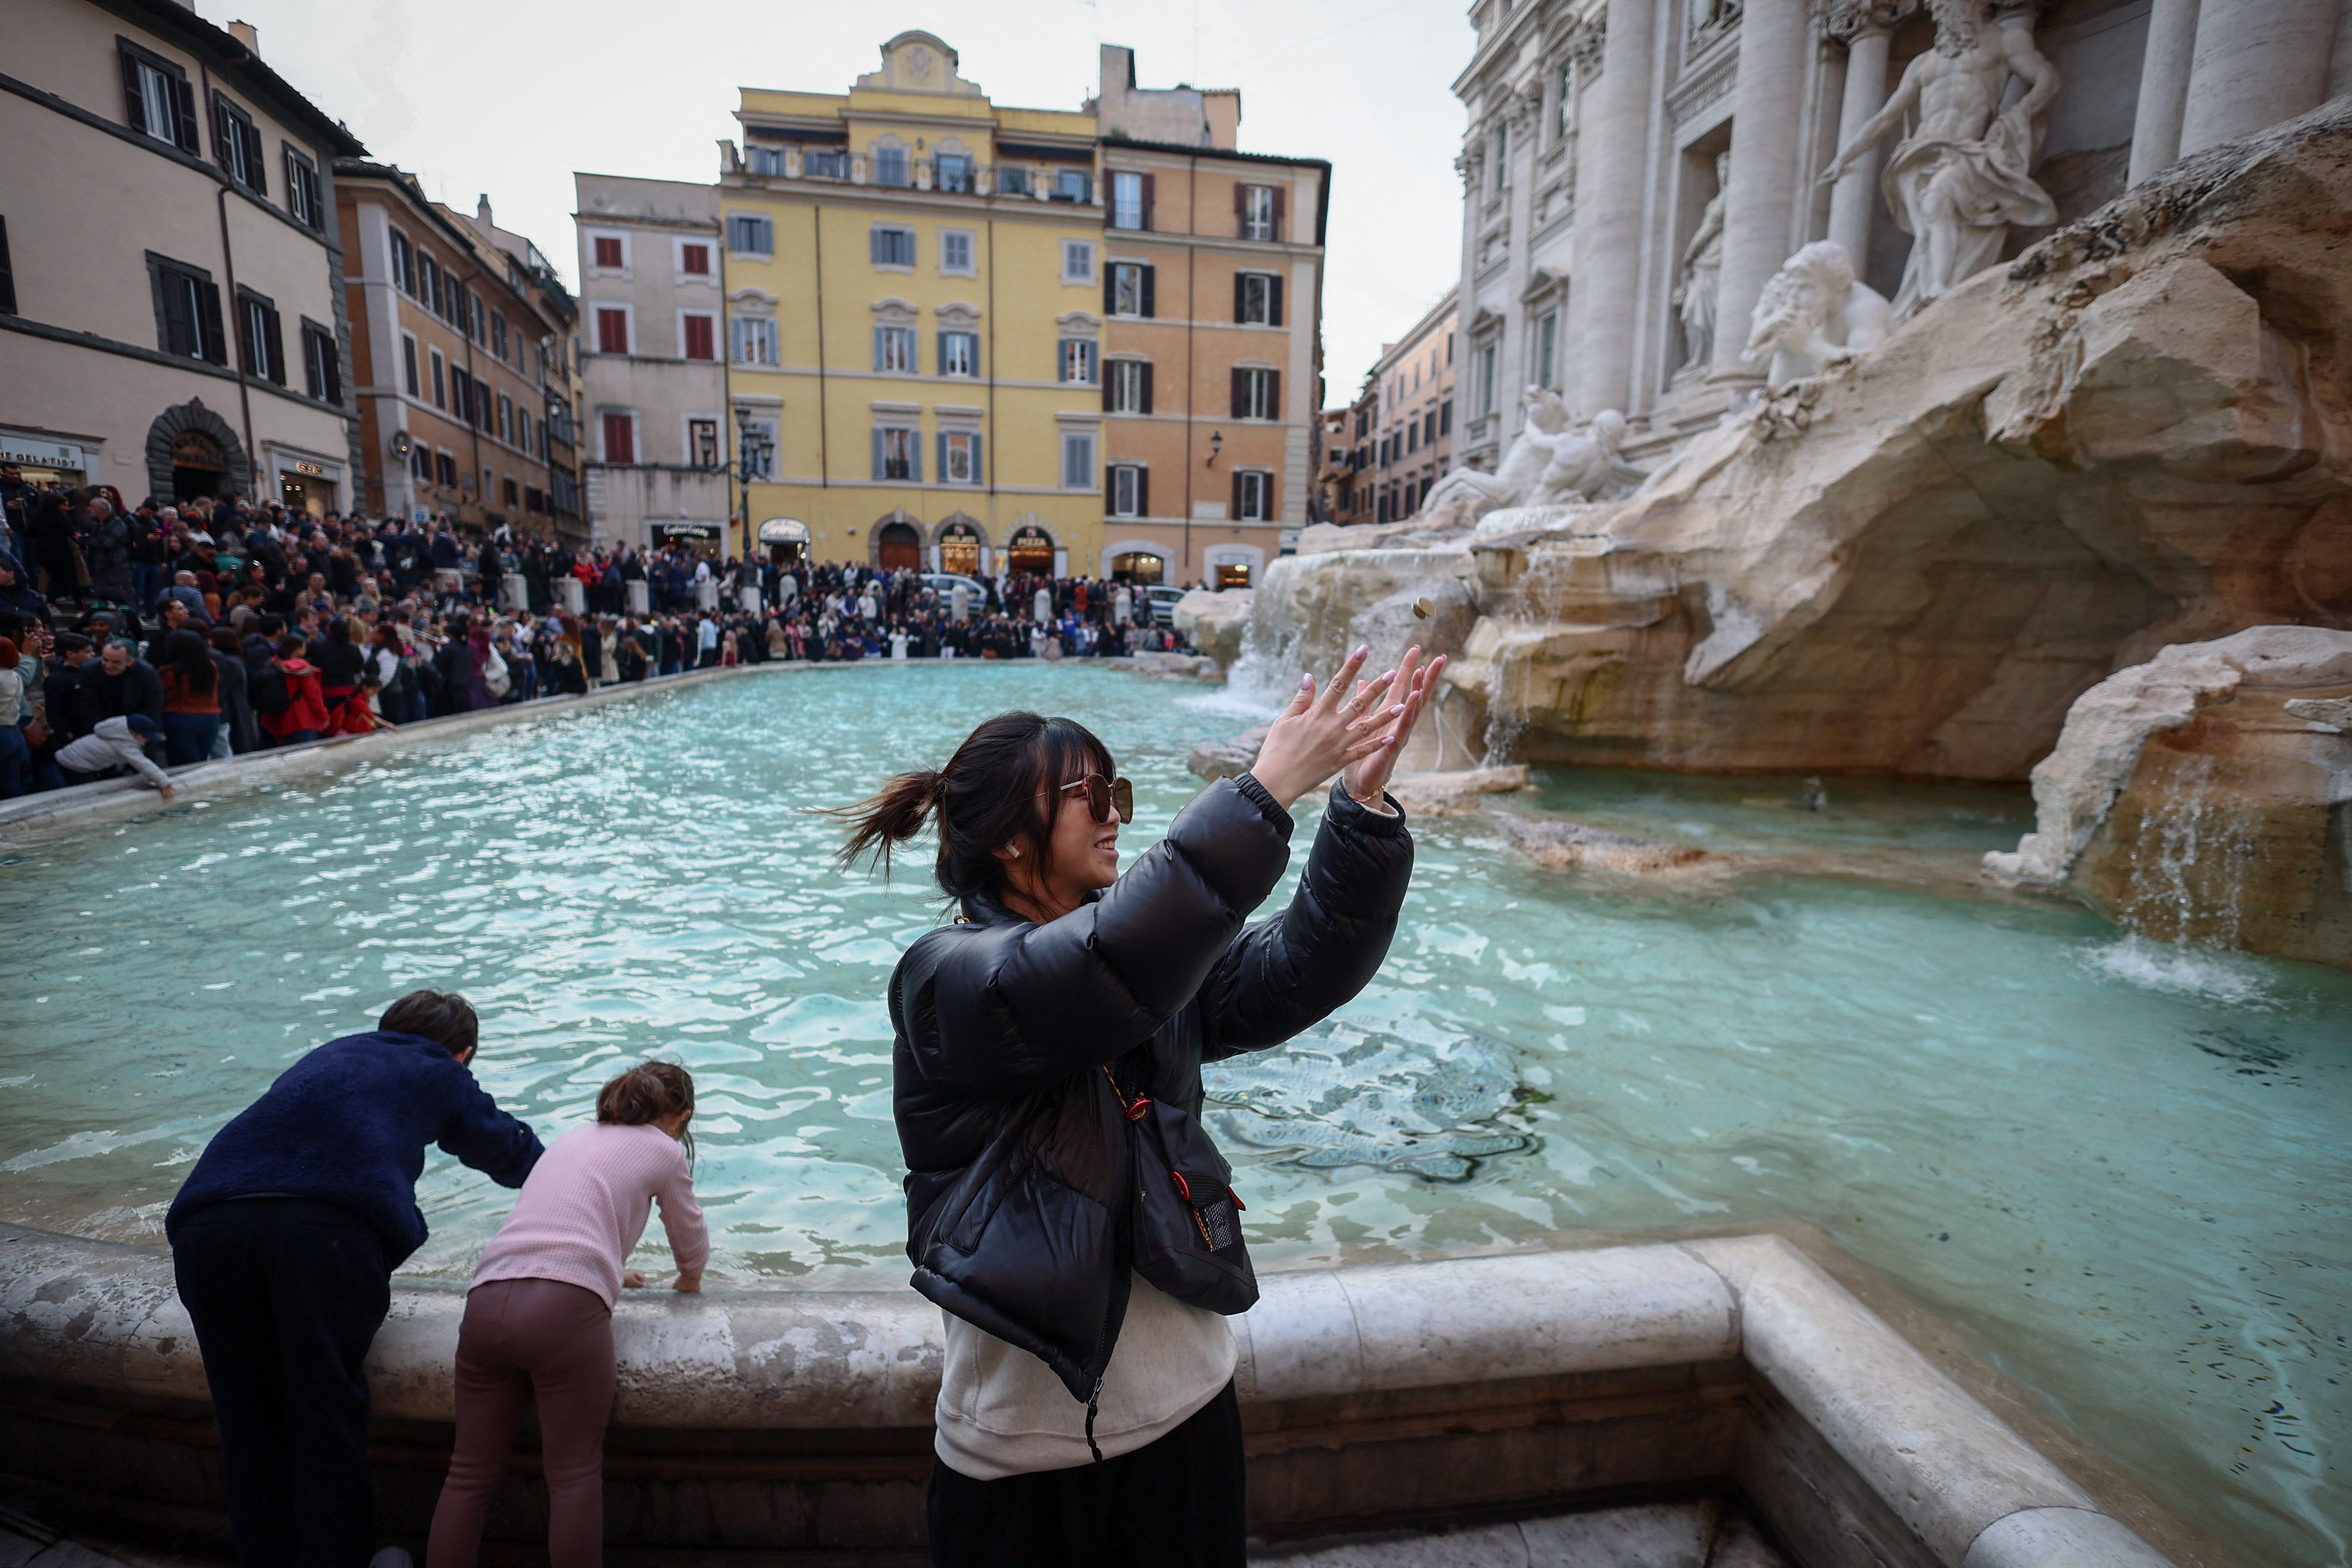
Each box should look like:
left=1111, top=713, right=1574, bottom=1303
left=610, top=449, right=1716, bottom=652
left=0, top=471, right=1200, bottom=799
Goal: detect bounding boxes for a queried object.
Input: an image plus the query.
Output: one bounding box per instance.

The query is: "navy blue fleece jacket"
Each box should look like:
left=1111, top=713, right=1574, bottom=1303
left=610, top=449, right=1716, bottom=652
left=166, top=1030, right=543, bottom=1266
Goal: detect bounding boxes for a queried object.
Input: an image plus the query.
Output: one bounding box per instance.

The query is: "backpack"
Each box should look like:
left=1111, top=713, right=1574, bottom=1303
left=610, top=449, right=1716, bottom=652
left=249, top=660, right=291, bottom=715
left=482, top=646, right=511, bottom=697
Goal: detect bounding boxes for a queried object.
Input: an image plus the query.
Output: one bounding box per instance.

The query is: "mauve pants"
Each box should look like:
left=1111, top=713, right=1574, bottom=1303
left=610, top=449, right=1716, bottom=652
left=425, top=1277, right=615, bottom=1568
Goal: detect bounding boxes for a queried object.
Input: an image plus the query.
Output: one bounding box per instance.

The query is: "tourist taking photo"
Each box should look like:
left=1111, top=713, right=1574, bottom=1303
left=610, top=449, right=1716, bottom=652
left=834, top=643, right=1445, bottom=1566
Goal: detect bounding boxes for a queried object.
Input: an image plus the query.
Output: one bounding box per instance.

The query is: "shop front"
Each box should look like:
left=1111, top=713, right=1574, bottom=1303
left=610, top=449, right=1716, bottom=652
left=1108, top=550, right=1165, bottom=584
left=1, top=430, right=96, bottom=491
left=654, top=521, right=723, bottom=555
left=1004, top=523, right=1056, bottom=577
left=936, top=519, right=984, bottom=577
left=758, top=517, right=810, bottom=568
left=266, top=447, right=345, bottom=517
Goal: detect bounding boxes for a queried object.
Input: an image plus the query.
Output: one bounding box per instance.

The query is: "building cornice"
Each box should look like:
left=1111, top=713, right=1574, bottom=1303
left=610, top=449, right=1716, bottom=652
left=0, top=312, right=358, bottom=420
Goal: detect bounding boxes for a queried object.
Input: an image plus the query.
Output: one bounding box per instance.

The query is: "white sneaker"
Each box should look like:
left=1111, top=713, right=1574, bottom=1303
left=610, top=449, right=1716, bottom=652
left=368, top=1548, right=414, bottom=1568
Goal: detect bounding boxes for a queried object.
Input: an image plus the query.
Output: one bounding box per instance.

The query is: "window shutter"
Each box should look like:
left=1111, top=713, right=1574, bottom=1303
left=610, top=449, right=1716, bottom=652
left=1140, top=362, right=1153, bottom=416
left=1269, top=276, right=1284, bottom=328
left=197, top=281, right=226, bottom=363
left=323, top=335, right=342, bottom=404
left=871, top=428, right=884, bottom=481
left=1270, top=185, right=1287, bottom=241
left=909, top=431, right=923, bottom=483
left=1232, top=469, right=1242, bottom=520
left=1141, top=173, right=1156, bottom=231
left=263, top=307, right=284, bottom=383
left=937, top=431, right=948, bottom=482
left=1104, top=268, right=1115, bottom=315
left=244, top=121, right=266, bottom=194
left=937, top=332, right=949, bottom=377
left=869, top=228, right=884, bottom=264
left=1137, top=465, right=1149, bottom=517
left=1234, top=181, right=1248, bottom=233
left=171, top=74, right=200, bottom=153
left=212, top=97, right=233, bottom=175
left=1141, top=265, right=1155, bottom=319
left=1267, top=370, right=1281, bottom=421
left=121, top=49, right=146, bottom=134
left=1102, top=367, right=1114, bottom=413
left=1234, top=272, right=1246, bottom=323
left=1230, top=367, right=1245, bottom=419
left=873, top=326, right=885, bottom=371
left=970, top=433, right=982, bottom=485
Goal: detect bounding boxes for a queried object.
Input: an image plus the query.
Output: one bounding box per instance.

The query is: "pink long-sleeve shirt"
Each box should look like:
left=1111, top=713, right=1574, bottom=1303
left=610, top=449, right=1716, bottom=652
left=472, top=1121, right=708, bottom=1307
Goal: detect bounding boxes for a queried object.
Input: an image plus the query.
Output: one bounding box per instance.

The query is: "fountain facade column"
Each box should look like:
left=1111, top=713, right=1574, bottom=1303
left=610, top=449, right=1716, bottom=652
left=2127, top=0, right=2201, bottom=183
left=1578, top=0, right=1658, bottom=418
left=2176, top=0, right=2339, bottom=157
left=1711, top=0, right=1817, bottom=379
left=1821, top=1, right=1907, bottom=268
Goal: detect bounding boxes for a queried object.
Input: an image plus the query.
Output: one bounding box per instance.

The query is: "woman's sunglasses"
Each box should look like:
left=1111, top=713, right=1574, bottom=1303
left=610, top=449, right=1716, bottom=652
left=1039, top=773, right=1134, bottom=824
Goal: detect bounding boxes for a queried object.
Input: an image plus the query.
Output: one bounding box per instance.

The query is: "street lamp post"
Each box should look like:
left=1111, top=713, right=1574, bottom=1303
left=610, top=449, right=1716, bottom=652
left=731, top=407, right=772, bottom=579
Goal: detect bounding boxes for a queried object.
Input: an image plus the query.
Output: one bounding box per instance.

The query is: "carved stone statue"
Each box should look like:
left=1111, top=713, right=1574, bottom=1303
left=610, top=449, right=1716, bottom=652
left=1741, top=241, right=1893, bottom=385
left=1533, top=410, right=1650, bottom=503
left=1818, top=0, right=2059, bottom=319
left=1417, top=386, right=1574, bottom=527
left=1672, top=152, right=1732, bottom=373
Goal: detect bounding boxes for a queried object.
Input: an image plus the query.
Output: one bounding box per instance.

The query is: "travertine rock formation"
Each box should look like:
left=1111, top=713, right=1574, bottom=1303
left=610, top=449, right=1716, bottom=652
left=1172, top=588, right=1253, bottom=672
left=1985, top=626, right=2352, bottom=967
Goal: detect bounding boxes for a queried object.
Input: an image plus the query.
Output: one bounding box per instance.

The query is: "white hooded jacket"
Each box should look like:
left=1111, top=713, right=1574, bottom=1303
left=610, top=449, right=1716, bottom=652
left=55, top=715, right=172, bottom=789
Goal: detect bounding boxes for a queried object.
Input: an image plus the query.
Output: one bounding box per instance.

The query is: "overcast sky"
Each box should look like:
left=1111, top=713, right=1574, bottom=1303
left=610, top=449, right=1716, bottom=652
left=201, top=0, right=1472, bottom=403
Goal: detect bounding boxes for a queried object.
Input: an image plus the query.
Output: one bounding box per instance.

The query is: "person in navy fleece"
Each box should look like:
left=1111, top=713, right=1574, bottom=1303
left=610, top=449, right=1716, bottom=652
left=168, top=991, right=543, bottom=1568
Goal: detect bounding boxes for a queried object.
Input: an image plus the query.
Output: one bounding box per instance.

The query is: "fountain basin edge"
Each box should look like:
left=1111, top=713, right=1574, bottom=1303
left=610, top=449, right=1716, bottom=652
left=0, top=1223, right=2174, bottom=1566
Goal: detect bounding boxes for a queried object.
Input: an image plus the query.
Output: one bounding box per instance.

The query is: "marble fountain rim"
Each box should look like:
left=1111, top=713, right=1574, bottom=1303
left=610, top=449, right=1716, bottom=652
left=0, top=1222, right=2175, bottom=1568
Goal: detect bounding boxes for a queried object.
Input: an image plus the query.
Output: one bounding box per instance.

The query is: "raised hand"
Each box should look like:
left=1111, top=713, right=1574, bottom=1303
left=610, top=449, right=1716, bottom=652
left=1342, top=645, right=1448, bottom=808
left=1249, top=644, right=1406, bottom=809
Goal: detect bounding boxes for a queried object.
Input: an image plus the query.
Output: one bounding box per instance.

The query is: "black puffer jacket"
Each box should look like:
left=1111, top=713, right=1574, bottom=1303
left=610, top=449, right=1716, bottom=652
left=890, top=774, right=1413, bottom=1401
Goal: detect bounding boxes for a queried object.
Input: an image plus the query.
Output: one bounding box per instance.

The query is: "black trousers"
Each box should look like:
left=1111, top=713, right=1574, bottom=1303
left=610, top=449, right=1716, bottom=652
left=171, top=1198, right=392, bottom=1568
left=927, top=1382, right=1246, bottom=1568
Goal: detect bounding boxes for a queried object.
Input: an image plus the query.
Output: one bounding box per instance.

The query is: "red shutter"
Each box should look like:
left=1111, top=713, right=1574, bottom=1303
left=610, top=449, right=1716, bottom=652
left=603, top=412, right=635, bottom=465
left=681, top=243, right=709, bottom=274
left=1233, top=181, right=1248, bottom=230
left=1141, top=172, right=1156, bottom=232
left=594, top=236, right=623, bottom=269
left=1230, top=367, right=1246, bottom=419
left=683, top=315, right=714, bottom=360
left=597, top=308, right=628, bottom=354
left=1270, top=185, right=1286, bottom=241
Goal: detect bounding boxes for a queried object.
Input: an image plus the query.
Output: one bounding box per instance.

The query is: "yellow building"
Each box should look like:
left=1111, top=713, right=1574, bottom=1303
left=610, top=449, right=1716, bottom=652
left=720, top=33, right=1108, bottom=575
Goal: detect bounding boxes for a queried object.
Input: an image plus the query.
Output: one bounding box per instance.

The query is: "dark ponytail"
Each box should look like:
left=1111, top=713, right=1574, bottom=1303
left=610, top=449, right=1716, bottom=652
left=596, top=1060, right=696, bottom=1161
left=829, top=710, right=1114, bottom=908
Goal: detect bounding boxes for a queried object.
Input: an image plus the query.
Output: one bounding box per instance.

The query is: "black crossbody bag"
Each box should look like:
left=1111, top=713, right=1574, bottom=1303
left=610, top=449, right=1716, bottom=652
left=1101, top=1064, right=1258, bottom=1315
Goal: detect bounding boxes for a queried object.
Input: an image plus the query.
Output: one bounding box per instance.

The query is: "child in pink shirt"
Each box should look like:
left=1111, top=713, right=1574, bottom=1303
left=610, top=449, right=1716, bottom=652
left=426, top=1062, right=708, bottom=1568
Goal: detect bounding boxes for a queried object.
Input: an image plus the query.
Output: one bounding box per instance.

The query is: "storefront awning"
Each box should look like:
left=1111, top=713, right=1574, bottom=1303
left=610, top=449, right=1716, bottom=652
left=757, top=518, right=811, bottom=545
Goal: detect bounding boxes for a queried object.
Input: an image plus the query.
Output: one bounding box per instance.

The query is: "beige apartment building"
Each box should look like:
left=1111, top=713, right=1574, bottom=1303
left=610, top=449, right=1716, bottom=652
left=1096, top=47, right=1329, bottom=587
left=337, top=165, right=576, bottom=536
left=573, top=174, right=730, bottom=550
left=0, top=0, right=364, bottom=511
left=1366, top=289, right=1456, bottom=523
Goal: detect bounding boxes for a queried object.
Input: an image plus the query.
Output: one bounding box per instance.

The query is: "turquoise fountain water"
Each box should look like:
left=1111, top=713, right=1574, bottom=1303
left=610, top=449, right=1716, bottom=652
left=0, top=664, right=2343, bottom=1563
